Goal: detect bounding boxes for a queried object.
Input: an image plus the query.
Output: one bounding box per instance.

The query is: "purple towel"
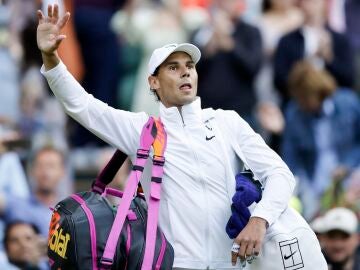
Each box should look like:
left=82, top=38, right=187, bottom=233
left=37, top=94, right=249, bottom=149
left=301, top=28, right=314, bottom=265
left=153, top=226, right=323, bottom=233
left=225, top=172, right=262, bottom=239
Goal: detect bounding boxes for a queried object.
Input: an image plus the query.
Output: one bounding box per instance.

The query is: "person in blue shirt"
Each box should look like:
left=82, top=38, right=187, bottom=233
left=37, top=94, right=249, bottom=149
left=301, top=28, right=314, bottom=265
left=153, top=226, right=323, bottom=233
left=282, top=60, right=360, bottom=220
left=0, top=146, right=66, bottom=237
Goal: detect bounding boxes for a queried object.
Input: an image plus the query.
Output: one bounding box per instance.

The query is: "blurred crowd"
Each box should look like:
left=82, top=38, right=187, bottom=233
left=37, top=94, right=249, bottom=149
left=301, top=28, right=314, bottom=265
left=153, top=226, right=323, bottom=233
left=0, top=0, right=360, bottom=269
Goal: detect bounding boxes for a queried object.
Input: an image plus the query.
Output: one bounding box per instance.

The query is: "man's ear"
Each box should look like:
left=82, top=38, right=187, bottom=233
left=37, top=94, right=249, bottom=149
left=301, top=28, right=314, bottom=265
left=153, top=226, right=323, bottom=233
left=148, top=75, right=159, bottom=91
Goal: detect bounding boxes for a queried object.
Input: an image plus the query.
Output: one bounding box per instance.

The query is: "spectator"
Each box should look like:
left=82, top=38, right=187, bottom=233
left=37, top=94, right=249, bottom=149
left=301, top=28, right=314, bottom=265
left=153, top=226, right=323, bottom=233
left=282, top=61, right=360, bottom=219
left=69, top=0, right=128, bottom=147
left=0, top=146, right=67, bottom=236
left=256, top=0, right=303, bottom=105
left=255, top=0, right=303, bottom=150
left=0, top=0, right=22, bottom=123
left=4, top=221, right=48, bottom=270
left=111, top=0, right=196, bottom=116
left=0, top=144, right=30, bottom=268
left=315, top=207, right=360, bottom=270
left=274, top=0, right=354, bottom=106
left=345, top=0, right=360, bottom=93
left=193, top=0, right=263, bottom=127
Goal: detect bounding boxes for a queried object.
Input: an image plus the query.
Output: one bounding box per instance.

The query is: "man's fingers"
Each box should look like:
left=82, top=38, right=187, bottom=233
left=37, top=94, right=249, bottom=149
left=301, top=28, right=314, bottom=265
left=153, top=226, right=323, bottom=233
left=57, top=12, right=70, bottom=29
left=245, top=241, right=255, bottom=259
left=231, top=250, right=238, bottom=266
left=238, top=239, right=248, bottom=261
left=47, top=4, right=53, bottom=18
left=231, top=242, right=240, bottom=266
left=254, top=240, right=261, bottom=257
left=53, top=4, right=59, bottom=21
left=37, top=10, right=45, bottom=23
left=55, top=35, right=67, bottom=46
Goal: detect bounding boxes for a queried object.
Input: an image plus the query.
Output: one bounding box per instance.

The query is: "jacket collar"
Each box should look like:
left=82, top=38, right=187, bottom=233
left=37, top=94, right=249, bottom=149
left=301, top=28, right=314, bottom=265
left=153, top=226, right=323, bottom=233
left=159, top=97, right=203, bottom=127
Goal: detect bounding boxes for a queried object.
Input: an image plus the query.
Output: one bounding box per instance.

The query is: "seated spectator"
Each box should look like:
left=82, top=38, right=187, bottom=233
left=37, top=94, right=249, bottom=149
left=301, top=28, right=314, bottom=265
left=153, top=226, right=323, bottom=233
left=282, top=61, right=360, bottom=220
left=314, top=207, right=360, bottom=270
left=4, top=221, right=48, bottom=270
left=0, top=140, right=30, bottom=269
left=0, top=146, right=67, bottom=236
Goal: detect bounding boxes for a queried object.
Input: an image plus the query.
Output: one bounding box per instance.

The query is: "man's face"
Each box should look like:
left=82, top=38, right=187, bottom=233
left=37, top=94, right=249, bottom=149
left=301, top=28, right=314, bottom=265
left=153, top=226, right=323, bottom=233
left=298, top=0, right=325, bottom=22
left=322, top=230, right=359, bottom=264
left=149, top=52, right=198, bottom=108
left=6, top=223, right=40, bottom=265
left=32, top=150, right=64, bottom=193
left=217, top=0, right=245, bottom=19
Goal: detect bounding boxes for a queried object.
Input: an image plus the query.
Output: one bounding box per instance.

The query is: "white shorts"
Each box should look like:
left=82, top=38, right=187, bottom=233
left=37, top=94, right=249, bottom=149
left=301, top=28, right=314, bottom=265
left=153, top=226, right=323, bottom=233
left=247, top=227, right=327, bottom=270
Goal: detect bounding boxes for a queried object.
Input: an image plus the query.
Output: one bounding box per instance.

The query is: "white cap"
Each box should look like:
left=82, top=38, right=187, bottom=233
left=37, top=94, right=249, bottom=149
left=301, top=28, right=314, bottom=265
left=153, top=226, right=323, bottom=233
left=148, top=43, right=201, bottom=75
left=312, top=207, right=358, bottom=234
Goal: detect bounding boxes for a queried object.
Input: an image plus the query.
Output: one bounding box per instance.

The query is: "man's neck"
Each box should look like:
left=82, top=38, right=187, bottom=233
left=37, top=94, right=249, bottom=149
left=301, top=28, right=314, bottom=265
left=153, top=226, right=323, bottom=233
left=304, top=16, right=326, bottom=28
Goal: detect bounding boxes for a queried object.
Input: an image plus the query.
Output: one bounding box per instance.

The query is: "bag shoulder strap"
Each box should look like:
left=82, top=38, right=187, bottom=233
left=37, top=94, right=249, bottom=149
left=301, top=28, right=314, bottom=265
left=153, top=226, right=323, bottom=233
left=141, top=118, right=167, bottom=270
left=100, top=117, right=167, bottom=270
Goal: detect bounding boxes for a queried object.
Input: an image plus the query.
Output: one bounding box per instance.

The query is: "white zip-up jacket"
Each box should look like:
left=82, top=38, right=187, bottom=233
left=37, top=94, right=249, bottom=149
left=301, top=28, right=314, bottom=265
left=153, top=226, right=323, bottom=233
left=41, top=62, right=299, bottom=269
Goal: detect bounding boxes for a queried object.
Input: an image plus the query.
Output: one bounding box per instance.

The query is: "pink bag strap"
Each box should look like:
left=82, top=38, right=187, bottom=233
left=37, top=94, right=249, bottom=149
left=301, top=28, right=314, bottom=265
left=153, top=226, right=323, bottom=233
left=141, top=119, right=167, bottom=270
left=100, top=117, right=167, bottom=269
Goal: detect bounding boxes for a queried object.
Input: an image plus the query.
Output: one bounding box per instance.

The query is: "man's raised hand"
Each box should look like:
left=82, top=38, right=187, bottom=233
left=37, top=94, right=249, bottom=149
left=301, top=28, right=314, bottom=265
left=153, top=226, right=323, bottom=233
left=36, top=4, right=70, bottom=55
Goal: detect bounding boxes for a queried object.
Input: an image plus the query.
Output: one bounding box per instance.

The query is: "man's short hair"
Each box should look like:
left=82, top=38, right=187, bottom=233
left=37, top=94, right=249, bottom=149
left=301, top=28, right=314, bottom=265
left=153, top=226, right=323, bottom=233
left=4, top=220, right=40, bottom=251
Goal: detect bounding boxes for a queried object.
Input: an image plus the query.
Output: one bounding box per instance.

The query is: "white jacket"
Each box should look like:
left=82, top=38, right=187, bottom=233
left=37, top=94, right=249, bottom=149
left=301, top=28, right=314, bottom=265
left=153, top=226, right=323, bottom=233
left=42, top=62, right=304, bottom=269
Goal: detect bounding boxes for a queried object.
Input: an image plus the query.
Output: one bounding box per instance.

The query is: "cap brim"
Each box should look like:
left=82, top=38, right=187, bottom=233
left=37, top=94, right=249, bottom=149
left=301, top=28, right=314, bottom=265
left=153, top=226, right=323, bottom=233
left=148, top=43, right=201, bottom=75
left=173, top=43, right=201, bottom=64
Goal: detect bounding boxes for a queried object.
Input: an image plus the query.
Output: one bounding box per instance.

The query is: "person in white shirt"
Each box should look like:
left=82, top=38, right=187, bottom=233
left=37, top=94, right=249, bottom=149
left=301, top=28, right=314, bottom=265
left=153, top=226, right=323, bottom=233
left=36, top=4, right=327, bottom=269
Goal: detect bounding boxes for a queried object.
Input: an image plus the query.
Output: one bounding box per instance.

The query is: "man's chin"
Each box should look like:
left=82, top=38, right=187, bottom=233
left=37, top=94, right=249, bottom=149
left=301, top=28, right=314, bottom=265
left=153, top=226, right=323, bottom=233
left=326, top=254, right=350, bottom=266
left=38, top=187, right=54, bottom=195
left=181, top=96, right=196, bottom=105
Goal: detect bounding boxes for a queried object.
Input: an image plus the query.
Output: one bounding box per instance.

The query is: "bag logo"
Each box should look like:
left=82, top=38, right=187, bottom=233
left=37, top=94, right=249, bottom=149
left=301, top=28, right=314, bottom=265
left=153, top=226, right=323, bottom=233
left=279, top=238, right=304, bottom=270
left=48, top=212, right=71, bottom=259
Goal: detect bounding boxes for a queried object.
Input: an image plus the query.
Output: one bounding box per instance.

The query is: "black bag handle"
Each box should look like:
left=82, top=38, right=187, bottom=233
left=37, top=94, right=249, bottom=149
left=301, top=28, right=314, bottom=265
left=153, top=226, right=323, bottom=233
left=91, top=150, right=127, bottom=194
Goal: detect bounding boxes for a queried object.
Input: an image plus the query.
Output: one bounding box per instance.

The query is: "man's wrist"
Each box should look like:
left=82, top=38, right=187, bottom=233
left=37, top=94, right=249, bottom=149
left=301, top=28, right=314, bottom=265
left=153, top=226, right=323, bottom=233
left=250, top=216, right=269, bottom=229
left=41, top=51, right=60, bottom=71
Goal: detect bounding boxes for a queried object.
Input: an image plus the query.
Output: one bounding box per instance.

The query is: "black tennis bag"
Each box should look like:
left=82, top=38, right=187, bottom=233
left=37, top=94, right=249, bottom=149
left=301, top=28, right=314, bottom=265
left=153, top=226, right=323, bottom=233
left=48, top=118, right=174, bottom=270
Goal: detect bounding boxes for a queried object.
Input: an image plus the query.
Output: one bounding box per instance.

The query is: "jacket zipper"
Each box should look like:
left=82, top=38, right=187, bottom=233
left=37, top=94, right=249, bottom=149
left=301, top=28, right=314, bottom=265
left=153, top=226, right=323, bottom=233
left=182, top=123, right=211, bottom=268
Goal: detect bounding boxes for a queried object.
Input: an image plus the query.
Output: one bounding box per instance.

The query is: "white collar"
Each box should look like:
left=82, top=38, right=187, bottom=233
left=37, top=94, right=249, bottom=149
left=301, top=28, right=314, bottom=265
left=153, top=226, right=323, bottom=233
left=159, top=97, right=203, bottom=127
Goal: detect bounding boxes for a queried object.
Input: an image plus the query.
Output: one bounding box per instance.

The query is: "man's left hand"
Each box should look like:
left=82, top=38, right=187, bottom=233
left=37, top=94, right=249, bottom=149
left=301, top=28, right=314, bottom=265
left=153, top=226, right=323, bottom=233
left=231, top=217, right=267, bottom=266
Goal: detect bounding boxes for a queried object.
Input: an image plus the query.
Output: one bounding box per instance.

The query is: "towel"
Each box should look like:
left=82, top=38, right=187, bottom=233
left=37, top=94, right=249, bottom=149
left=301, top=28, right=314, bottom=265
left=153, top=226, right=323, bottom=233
left=225, top=172, right=262, bottom=239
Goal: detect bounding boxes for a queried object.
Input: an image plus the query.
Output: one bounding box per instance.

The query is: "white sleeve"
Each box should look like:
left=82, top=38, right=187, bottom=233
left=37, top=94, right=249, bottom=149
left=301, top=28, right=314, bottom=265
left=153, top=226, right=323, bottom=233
left=40, top=62, right=148, bottom=155
left=230, top=111, right=296, bottom=226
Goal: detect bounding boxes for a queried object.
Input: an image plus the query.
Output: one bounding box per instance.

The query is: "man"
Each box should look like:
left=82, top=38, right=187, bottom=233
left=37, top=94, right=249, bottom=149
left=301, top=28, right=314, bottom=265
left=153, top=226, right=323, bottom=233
left=36, top=4, right=327, bottom=269
left=314, top=207, right=360, bottom=270
left=274, top=0, right=354, bottom=106
left=192, top=0, right=262, bottom=126
left=4, top=221, right=48, bottom=270
left=0, top=146, right=67, bottom=236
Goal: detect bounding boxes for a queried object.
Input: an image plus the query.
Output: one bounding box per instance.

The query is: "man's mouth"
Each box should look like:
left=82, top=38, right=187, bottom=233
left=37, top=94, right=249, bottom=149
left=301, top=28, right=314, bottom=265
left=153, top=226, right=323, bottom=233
left=179, top=83, right=192, bottom=90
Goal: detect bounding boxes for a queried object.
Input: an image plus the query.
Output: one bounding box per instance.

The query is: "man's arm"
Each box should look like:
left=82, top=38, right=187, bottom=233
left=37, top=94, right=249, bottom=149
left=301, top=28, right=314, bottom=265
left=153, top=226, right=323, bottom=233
left=37, top=5, right=148, bottom=155
left=221, top=110, right=296, bottom=264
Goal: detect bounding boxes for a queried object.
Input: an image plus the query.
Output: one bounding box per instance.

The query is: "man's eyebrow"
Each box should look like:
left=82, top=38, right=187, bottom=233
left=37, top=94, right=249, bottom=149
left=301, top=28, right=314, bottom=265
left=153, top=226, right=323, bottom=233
left=163, top=61, right=179, bottom=66
left=163, top=60, right=195, bottom=66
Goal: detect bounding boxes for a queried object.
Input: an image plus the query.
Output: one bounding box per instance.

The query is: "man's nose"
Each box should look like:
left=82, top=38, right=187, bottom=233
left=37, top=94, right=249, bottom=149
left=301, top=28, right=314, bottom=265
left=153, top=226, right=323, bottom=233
left=181, top=68, right=190, bottom=78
